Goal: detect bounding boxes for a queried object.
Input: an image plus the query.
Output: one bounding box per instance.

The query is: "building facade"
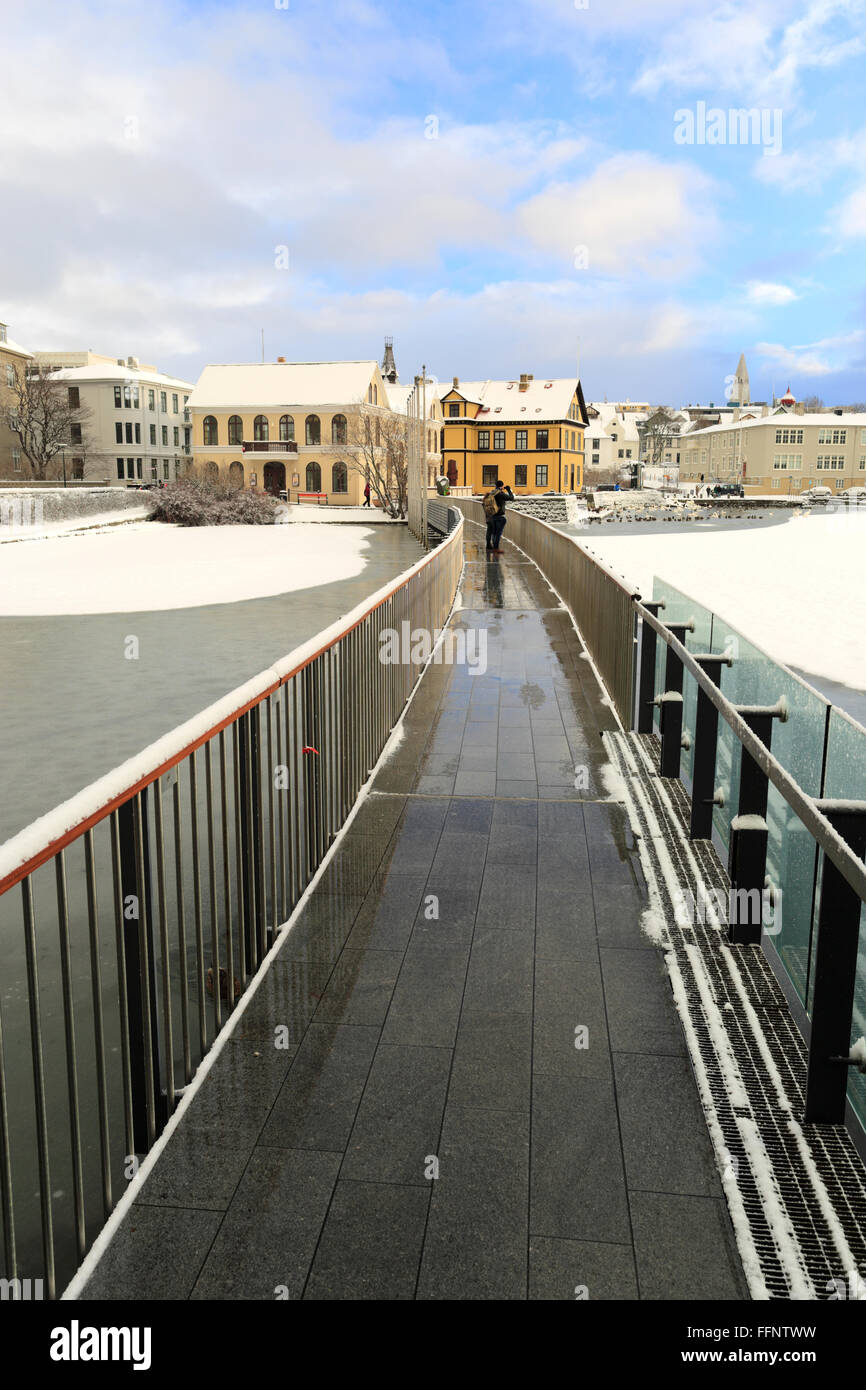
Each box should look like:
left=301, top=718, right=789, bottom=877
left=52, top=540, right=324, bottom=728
left=440, top=374, right=588, bottom=494
left=679, top=404, right=866, bottom=494
left=188, top=358, right=408, bottom=504
left=0, top=320, right=33, bottom=478
left=31, top=351, right=194, bottom=485
left=585, top=402, right=648, bottom=485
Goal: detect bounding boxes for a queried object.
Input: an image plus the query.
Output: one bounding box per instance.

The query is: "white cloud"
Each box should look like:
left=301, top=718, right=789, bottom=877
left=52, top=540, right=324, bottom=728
left=754, top=331, right=865, bottom=376
left=746, top=281, right=798, bottom=305
left=518, top=154, right=720, bottom=278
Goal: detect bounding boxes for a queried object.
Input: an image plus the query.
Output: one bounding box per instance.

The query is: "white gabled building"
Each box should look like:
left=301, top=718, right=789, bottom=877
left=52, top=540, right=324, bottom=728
left=32, top=351, right=194, bottom=485
left=584, top=402, right=649, bottom=485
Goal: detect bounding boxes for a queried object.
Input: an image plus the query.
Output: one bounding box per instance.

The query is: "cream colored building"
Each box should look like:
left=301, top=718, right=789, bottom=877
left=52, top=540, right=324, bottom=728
left=680, top=405, right=866, bottom=495
left=188, top=358, right=408, bottom=504
left=383, top=377, right=443, bottom=489
left=32, top=351, right=194, bottom=484
left=585, top=402, right=649, bottom=485
left=0, top=320, right=33, bottom=478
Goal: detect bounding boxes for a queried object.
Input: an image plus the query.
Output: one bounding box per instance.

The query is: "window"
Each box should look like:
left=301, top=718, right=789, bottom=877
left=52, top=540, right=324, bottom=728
left=493, top=430, right=506, bottom=450
left=5, top=364, right=14, bottom=388
left=161, top=426, right=168, bottom=446
left=514, top=464, right=527, bottom=486
left=172, top=393, right=178, bottom=413
left=618, top=449, right=624, bottom=459
left=124, top=423, right=133, bottom=444
left=123, top=384, right=132, bottom=408
left=148, top=389, right=155, bottom=410
left=229, top=415, right=243, bottom=445
left=817, top=455, right=845, bottom=470
left=117, top=458, right=124, bottom=479
left=133, top=386, right=140, bottom=408
left=135, top=423, right=141, bottom=444
left=771, top=478, right=780, bottom=489
left=160, top=391, right=167, bottom=413
left=163, top=461, right=170, bottom=480
left=536, top=465, right=548, bottom=486
left=482, top=465, right=497, bottom=487
left=305, top=461, right=321, bottom=491
left=516, top=430, right=527, bottom=450
left=171, top=426, right=178, bottom=446
left=772, top=454, right=802, bottom=470
left=137, top=459, right=142, bottom=479
left=115, top=422, right=123, bottom=443
left=591, top=454, right=599, bottom=465
left=12, top=450, right=21, bottom=471
left=331, top=461, right=348, bottom=493
left=114, top=385, right=122, bottom=408
left=229, top=460, right=244, bottom=488
left=151, top=459, right=158, bottom=480
left=126, top=458, right=135, bottom=479
left=448, top=403, right=460, bottom=417
left=253, top=415, right=269, bottom=442
left=150, top=424, right=157, bottom=445
left=818, top=428, right=847, bottom=445
left=67, top=386, right=79, bottom=409
left=203, top=416, right=218, bottom=446
left=331, top=414, right=347, bottom=445
left=478, top=430, right=490, bottom=451
left=536, top=430, right=548, bottom=450
left=305, top=415, right=320, bottom=446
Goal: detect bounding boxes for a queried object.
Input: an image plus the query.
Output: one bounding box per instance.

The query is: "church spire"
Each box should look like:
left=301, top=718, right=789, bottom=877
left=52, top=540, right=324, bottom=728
left=732, top=352, right=750, bottom=405
left=382, top=336, right=398, bottom=383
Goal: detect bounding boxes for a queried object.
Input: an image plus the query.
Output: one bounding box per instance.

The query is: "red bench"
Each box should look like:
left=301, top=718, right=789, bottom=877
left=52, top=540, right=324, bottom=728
left=296, top=492, right=329, bottom=506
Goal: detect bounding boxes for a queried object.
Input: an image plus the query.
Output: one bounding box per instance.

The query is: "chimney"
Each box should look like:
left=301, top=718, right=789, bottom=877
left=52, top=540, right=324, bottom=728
left=794, top=401, right=805, bottom=416
left=277, top=356, right=286, bottom=363
left=732, top=406, right=740, bottom=422
left=519, top=373, right=529, bottom=392
left=452, top=376, right=459, bottom=387
left=761, top=405, right=769, bottom=417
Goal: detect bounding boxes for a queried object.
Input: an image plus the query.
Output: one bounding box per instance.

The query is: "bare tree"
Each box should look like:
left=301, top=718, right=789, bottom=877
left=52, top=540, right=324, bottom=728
left=640, top=408, right=679, bottom=468
left=7, top=364, right=98, bottom=480
left=802, top=395, right=825, bottom=412
left=346, top=405, right=408, bottom=517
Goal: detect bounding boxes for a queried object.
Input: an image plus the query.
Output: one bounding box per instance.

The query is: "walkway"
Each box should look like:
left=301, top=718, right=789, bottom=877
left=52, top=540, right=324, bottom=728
left=76, top=526, right=747, bottom=1301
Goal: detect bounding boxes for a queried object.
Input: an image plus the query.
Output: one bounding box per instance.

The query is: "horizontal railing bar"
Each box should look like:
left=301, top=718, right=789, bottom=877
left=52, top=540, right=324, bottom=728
left=0, top=512, right=463, bottom=896
left=636, top=598, right=866, bottom=907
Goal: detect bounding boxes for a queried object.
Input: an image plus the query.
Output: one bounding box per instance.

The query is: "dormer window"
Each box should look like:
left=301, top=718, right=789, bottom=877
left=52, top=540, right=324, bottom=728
left=448, top=403, right=460, bottom=417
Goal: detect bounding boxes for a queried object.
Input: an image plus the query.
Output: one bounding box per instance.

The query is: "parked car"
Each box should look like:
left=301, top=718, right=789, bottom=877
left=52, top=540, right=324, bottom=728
left=843, top=486, right=866, bottom=498
left=801, top=485, right=832, bottom=500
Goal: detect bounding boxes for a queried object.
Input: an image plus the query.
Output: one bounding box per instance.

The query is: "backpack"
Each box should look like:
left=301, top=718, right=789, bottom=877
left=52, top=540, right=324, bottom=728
left=482, top=491, right=498, bottom=517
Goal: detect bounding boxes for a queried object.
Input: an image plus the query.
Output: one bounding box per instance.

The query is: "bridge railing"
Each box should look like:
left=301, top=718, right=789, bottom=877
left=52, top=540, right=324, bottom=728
left=0, top=508, right=463, bottom=1298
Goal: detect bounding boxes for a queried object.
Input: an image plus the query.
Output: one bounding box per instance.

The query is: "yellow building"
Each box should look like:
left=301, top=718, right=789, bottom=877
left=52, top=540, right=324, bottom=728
left=188, top=358, right=403, bottom=504
left=440, top=374, right=588, bottom=494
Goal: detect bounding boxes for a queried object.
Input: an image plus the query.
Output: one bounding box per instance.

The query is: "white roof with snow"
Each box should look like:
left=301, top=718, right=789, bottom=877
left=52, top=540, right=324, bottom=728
left=685, top=412, right=866, bottom=438
left=445, top=377, right=580, bottom=421
left=48, top=363, right=193, bottom=390
left=189, top=361, right=382, bottom=410
left=585, top=403, right=647, bottom=443
left=0, top=335, right=33, bottom=360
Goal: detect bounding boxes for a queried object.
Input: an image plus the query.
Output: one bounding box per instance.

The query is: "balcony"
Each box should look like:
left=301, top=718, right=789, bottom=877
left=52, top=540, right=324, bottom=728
left=241, top=440, right=299, bottom=454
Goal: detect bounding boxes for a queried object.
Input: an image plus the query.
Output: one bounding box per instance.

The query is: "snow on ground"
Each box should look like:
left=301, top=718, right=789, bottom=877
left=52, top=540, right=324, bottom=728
left=0, top=507, right=153, bottom=542
left=0, top=521, right=375, bottom=615
left=577, top=509, right=866, bottom=691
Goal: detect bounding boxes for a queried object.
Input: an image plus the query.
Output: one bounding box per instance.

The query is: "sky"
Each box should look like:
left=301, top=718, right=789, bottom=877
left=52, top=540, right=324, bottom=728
left=1, top=0, right=865, bottom=406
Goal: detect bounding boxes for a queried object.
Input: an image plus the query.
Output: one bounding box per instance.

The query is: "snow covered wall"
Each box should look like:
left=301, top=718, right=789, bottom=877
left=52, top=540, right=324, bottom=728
left=0, top=486, right=154, bottom=532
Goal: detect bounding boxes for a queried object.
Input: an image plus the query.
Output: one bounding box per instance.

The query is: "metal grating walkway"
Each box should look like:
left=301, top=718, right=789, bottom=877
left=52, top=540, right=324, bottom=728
left=605, top=730, right=866, bottom=1301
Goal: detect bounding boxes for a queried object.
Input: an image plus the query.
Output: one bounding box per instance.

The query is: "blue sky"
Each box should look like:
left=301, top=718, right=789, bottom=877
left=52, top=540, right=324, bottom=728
left=2, top=0, right=865, bottom=405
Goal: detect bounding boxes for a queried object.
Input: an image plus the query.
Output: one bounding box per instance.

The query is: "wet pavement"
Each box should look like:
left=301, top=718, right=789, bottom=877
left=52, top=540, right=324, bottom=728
left=77, top=526, right=747, bottom=1301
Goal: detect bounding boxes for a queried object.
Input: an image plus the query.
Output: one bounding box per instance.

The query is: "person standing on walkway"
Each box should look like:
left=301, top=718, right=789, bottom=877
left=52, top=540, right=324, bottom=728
left=363, top=481, right=371, bottom=507
left=485, top=478, right=514, bottom=552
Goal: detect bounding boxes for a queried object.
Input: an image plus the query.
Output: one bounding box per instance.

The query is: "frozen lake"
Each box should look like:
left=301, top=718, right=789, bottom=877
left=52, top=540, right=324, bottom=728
left=0, top=523, right=423, bottom=841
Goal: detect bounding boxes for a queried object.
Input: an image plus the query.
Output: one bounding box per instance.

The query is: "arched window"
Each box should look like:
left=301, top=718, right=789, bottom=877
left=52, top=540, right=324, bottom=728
left=375, top=417, right=381, bottom=446
left=306, top=461, right=321, bottom=491
left=279, top=415, right=294, bottom=442
left=228, top=415, right=243, bottom=445
left=203, top=416, right=218, bottom=446
left=229, top=460, right=244, bottom=489
left=254, top=414, right=269, bottom=441
left=305, top=415, right=321, bottom=446
left=331, top=413, right=347, bottom=445
left=204, top=460, right=219, bottom=483
left=331, top=461, right=347, bottom=493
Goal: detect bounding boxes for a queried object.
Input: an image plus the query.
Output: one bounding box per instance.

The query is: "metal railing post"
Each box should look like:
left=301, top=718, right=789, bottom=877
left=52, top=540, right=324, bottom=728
left=804, top=803, right=866, bottom=1123
left=727, top=703, right=786, bottom=945
left=658, top=621, right=693, bottom=778
left=636, top=600, right=664, bottom=733
left=689, top=653, right=731, bottom=839
left=117, top=795, right=165, bottom=1153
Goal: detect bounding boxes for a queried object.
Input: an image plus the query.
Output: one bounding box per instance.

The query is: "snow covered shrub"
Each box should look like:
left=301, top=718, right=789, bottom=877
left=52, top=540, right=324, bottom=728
left=150, top=477, right=279, bottom=526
